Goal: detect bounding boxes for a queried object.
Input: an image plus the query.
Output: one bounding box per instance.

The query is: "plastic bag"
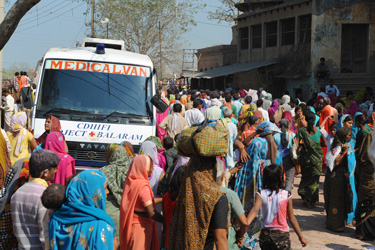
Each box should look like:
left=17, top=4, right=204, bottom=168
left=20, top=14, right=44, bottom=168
left=325, top=146, right=342, bottom=172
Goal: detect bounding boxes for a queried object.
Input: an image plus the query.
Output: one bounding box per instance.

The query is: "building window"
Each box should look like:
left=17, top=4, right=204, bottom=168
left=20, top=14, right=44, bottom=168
left=299, top=15, right=311, bottom=44
left=281, top=18, right=295, bottom=46
left=251, top=24, right=262, bottom=49
left=240, top=27, right=249, bottom=50
left=265, top=21, right=277, bottom=47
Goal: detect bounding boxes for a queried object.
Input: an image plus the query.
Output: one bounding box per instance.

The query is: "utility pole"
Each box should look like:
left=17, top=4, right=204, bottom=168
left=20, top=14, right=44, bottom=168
left=0, top=0, right=4, bottom=119
left=91, top=0, right=95, bottom=38
left=159, top=20, right=163, bottom=79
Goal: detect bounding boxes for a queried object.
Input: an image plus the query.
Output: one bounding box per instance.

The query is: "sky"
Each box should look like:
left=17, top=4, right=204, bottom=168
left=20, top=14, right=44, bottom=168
left=2, top=0, right=233, bottom=76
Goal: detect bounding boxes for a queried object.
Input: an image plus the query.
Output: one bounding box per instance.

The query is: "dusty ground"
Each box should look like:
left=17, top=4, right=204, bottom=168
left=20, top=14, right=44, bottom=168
left=289, top=175, right=375, bottom=250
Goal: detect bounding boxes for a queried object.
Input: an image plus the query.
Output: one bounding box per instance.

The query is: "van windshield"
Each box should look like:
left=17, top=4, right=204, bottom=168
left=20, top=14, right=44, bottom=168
left=37, top=60, right=152, bottom=117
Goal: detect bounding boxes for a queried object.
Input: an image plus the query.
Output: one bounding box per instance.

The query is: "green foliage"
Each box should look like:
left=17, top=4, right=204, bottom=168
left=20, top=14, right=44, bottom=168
left=89, top=0, right=201, bottom=77
left=208, top=0, right=241, bottom=23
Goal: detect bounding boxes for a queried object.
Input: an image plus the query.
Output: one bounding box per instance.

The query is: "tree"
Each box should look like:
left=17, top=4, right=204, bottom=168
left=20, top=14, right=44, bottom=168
left=208, top=0, right=241, bottom=24
left=92, top=0, right=200, bottom=78
left=0, top=0, right=41, bottom=50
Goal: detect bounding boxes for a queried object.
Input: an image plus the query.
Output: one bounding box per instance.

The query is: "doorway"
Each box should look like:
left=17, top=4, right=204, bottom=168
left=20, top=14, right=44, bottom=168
left=341, top=24, right=369, bottom=73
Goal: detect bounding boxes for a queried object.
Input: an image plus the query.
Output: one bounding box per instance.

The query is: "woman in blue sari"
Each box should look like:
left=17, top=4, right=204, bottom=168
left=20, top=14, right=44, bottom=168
left=335, top=114, right=358, bottom=224
left=49, top=170, right=116, bottom=250
left=234, top=121, right=280, bottom=249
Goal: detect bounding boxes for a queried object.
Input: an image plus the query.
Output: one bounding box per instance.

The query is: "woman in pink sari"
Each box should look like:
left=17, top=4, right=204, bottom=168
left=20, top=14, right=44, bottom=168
left=44, top=132, right=76, bottom=185
left=268, top=99, right=279, bottom=117
left=156, top=97, right=169, bottom=141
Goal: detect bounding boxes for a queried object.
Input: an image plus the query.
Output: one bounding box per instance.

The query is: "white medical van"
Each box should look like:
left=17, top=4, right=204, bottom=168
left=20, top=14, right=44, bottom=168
left=32, top=38, right=160, bottom=167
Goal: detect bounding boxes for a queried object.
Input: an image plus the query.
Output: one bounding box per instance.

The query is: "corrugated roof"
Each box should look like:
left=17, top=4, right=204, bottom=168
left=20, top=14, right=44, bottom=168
left=191, top=61, right=277, bottom=79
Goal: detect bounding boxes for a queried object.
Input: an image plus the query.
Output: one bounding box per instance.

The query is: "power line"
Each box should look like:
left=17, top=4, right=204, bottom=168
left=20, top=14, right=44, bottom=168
left=21, top=1, right=69, bottom=23
left=195, top=21, right=232, bottom=27
left=19, top=1, right=79, bottom=27
left=15, top=3, right=86, bottom=34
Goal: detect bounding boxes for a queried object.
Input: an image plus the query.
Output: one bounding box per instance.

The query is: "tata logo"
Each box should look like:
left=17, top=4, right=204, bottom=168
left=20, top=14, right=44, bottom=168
left=86, top=151, right=97, bottom=160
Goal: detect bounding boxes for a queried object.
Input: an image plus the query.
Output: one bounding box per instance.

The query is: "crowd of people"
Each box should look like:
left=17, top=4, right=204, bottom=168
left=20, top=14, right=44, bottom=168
left=0, top=82, right=373, bottom=250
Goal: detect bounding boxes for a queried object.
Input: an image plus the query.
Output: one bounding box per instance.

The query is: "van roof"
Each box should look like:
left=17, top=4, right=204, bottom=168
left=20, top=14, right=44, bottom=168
left=42, top=47, right=153, bottom=68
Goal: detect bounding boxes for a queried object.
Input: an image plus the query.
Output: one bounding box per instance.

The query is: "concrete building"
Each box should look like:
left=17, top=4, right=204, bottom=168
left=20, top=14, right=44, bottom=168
left=194, top=0, right=375, bottom=100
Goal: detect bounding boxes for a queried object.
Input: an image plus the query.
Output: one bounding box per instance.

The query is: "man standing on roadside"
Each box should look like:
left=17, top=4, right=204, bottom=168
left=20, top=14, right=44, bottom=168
left=0, top=89, right=15, bottom=132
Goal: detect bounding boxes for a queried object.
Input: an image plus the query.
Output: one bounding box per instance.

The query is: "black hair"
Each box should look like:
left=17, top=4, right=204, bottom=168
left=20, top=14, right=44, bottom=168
left=269, top=116, right=275, bottom=123
left=320, top=57, right=325, bottom=61
left=175, top=94, right=181, bottom=101
left=29, top=150, right=60, bottom=178
left=168, top=166, right=186, bottom=201
left=16, top=99, right=21, bottom=104
left=284, top=90, right=290, bottom=95
left=173, top=103, right=182, bottom=113
left=15, top=72, right=19, bottom=76
left=355, top=113, right=367, bottom=126
left=247, top=115, right=258, bottom=126
left=224, top=95, right=231, bottom=103
left=343, top=115, right=353, bottom=123
left=233, top=94, right=240, bottom=100
left=346, top=91, right=354, bottom=97
left=163, top=136, right=174, bottom=150
left=291, top=98, right=299, bottom=105
left=3, top=89, right=9, bottom=94
left=41, top=184, right=66, bottom=210
left=262, top=164, right=284, bottom=194
left=256, top=99, right=263, bottom=107
left=330, top=122, right=337, bottom=131
left=295, top=106, right=302, bottom=113
left=190, top=94, right=197, bottom=102
left=299, top=103, right=308, bottom=116
left=305, top=111, right=316, bottom=134
left=279, top=119, right=289, bottom=149
left=245, top=96, right=252, bottom=104
left=193, top=98, right=202, bottom=108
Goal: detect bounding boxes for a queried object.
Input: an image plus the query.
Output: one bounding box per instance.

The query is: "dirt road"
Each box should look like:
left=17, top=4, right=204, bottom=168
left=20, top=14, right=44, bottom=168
left=289, top=176, right=375, bottom=250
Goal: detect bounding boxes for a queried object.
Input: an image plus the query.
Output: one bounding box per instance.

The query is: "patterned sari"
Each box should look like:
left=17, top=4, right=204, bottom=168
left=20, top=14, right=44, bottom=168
left=235, top=137, right=269, bottom=249
left=49, top=170, right=115, bottom=250
left=297, top=128, right=323, bottom=204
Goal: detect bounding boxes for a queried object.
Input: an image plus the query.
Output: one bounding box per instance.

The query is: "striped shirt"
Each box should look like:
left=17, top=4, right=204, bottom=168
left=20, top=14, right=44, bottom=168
left=11, top=182, right=47, bottom=250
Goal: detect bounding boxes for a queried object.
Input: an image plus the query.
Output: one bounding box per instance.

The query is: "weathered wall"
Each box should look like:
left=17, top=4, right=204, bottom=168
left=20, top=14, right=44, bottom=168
left=236, top=1, right=312, bottom=63
left=311, top=1, right=375, bottom=74
left=196, top=45, right=237, bottom=72
left=233, top=68, right=268, bottom=90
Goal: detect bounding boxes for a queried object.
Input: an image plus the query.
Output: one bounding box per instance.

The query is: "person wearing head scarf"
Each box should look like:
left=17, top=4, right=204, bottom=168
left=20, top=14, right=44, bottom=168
left=274, top=119, right=296, bottom=193
left=241, top=116, right=259, bottom=146
left=7, top=112, right=37, bottom=166
left=156, top=94, right=169, bottom=142
left=168, top=157, right=228, bottom=250
left=262, top=93, right=272, bottom=111
left=234, top=122, right=281, bottom=249
left=268, top=100, right=279, bottom=118
left=368, top=112, right=375, bottom=131
left=144, top=136, right=167, bottom=170
left=324, top=127, right=355, bottom=232
left=356, top=127, right=375, bottom=240
left=101, top=143, right=131, bottom=241
left=344, top=101, right=362, bottom=117
left=335, top=103, right=345, bottom=117
left=352, top=112, right=371, bottom=145
left=253, top=110, right=263, bottom=124
left=120, top=141, right=135, bottom=159
left=354, top=114, right=375, bottom=204
left=0, top=131, right=9, bottom=188
left=120, top=155, right=162, bottom=250
left=44, top=132, right=75, bottom=186
left=49, top=170, right=116, bottom=249
left=337, top=114, right=353, bottom=130
left=138, top=141, right=165, bottom=243
left=36, top=116, right=61, bottom=145
left=295, top=111, right=325, bottom=208
left=277, top=111, right=296, bottom=133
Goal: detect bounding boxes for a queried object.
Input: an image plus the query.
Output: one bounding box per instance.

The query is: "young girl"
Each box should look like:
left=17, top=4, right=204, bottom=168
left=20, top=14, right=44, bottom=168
left=246, top=164, right=307, bottom=249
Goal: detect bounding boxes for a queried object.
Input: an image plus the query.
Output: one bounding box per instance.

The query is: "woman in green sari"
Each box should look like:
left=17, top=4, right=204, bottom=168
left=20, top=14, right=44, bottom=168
left=354, top=114, right=375, bottom=203
left=324, top=127, right=354, bottom=232
left=295, top=111, right=326, bottom=208
left=100, top=143, right=132, bottom=241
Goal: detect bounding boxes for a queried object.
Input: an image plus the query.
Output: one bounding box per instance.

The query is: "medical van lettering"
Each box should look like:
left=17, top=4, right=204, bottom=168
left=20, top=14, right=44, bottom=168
left=46, top=60, right=150, bottom=77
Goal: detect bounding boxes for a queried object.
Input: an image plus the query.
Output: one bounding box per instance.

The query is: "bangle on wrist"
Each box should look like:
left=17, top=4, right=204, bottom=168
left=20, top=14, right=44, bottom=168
left=239, top=147, right=245, bottom=151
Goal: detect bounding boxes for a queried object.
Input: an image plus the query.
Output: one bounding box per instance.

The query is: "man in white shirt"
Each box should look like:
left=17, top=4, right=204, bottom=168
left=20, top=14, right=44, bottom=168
left=1, top=89, right=15, bottom=131
left=223, top=108, right=238, bottom=169
left=184, top=99, right=204, bottom=126
left=325, top=80, right=340, bottom=97
left=256, top=99, right=269, bottom=122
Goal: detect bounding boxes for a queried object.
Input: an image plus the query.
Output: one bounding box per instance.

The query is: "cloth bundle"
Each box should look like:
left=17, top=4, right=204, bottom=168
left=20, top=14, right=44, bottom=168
left=178, top=119, right=229, bottom=157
